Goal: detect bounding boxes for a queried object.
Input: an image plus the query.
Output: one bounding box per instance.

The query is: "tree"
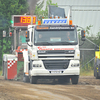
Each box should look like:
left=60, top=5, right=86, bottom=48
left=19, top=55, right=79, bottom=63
left=0, top=0, right=28, bottom=67
left=85, top=25, right=93, bottom=36
left=95, top=29, right=100, bottom=46
left=34, top=0, right=44, bottom=20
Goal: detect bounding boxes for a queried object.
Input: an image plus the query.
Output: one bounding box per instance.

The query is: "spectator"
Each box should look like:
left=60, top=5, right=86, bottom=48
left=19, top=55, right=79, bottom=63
left=66, top=32, right=71, bottom=41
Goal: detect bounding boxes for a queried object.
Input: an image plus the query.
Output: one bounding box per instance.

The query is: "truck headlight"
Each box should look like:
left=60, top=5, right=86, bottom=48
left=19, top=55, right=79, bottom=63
left=33, top=64, right=42, bottom=67
left=71, top=63, right=79, bottom=67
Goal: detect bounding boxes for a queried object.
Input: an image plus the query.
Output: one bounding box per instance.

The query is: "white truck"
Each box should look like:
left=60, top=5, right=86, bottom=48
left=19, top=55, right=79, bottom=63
left=23, top=17, right=85, bottom=84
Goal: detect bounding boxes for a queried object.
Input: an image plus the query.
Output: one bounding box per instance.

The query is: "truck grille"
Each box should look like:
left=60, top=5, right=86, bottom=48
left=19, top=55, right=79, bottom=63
left=38, top=56, right=74, bottom=58
left=42, top=60, right=70, bottom=69
left=38, top=50, right=75, bottom=59
left=38, top=50, right=75, bottom=54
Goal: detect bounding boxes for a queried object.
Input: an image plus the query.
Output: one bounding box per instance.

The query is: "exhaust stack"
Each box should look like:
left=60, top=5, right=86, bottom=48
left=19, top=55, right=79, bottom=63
left=67, top=6, right=72, bottom=25
left=27, top=0, right=39, bottom=15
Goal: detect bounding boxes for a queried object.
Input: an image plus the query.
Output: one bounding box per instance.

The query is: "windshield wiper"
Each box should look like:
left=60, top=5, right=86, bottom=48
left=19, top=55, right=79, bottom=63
left=35, top=41, right=77, bottom=45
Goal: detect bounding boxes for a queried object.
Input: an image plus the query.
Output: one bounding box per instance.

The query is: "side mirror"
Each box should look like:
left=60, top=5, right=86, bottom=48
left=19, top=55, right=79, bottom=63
left=81, top=30, right=85, bottom=41
left=26, top=31, right=30, bottom=42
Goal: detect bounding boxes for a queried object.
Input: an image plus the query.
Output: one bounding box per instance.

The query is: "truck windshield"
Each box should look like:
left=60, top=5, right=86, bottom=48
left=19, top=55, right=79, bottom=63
left=34, top=29, right=78, bottom=46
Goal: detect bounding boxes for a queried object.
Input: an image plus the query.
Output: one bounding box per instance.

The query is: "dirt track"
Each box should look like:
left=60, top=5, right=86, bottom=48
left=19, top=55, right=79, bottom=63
left=0, top=76, right=100, bottom=100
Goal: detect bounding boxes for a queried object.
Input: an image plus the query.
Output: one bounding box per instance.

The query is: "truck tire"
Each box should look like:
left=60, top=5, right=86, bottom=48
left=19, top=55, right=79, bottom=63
left=94, top=66, right=96, bottom=77
left=94, top=59, right=96, bottom=77
left=30, top=76, right=37, bottom=84
left=95, top=71, right=100, bottom=79
left=23, top=75, right=30, bottom=83
left=71, top=75, right=79, bottom=84
left=95, top=59, right=100, bottom=79
left=94, top=65, right=100, bottom=79
left=96, top=73, right=100, bottom=79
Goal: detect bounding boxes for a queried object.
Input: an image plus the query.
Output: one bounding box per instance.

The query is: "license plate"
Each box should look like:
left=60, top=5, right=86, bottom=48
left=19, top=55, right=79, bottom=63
left=50, top=71, right=62, bottom=74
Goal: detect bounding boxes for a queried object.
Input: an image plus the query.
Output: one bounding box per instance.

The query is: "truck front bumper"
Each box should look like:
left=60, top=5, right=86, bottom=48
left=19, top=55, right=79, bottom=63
left=30, top=67, right=79, bottom=76
left=30, top=60, right=80, bottom=76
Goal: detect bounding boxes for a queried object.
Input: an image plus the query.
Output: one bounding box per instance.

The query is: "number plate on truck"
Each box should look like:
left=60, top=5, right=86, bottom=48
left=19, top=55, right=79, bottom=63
left=50, top=71, right=63, bottom=74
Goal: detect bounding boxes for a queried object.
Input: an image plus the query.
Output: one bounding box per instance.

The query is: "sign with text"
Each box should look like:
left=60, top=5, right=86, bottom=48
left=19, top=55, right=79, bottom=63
left=43, top=19, right=67, bottom=24
left=12, top=15, right=37, bottom=27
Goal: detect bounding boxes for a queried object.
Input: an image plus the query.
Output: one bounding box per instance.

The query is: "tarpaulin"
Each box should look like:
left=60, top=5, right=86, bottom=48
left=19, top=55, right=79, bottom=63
left=48, top=5, right=65, bottom=18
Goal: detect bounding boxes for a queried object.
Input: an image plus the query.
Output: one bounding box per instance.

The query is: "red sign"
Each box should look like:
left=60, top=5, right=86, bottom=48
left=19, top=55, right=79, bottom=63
left=38, top=46, right=74, bottom=50
left=12, top=15, right=36, bottom=27
left=7, top=60, right=17, bottom=79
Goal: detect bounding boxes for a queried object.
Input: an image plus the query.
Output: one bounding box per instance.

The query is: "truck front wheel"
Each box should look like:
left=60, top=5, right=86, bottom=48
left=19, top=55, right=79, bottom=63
left=95, top=65, right=100, bottom=79
left=71, top=75, right=79, bottom=84
left=95, top=72, right=100, bottom=79
left=23, top=75, right=30, bottom=83
left=30, top=76, right=37, bottom=84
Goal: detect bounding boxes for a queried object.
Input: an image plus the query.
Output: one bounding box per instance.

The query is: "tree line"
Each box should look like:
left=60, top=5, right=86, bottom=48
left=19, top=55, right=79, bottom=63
left=0, top=0, right=57, bottom=69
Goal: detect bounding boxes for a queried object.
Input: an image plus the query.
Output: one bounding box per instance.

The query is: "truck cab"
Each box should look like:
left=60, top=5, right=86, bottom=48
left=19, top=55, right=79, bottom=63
left=24, top=18, right=85, bottom=84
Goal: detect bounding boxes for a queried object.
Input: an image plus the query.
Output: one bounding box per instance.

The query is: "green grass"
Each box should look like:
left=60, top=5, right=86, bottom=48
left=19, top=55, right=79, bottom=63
left=80, top=69, right=94, bottom=76
left=0, top=66, right=94, bottom=77
left=17, top=61, right=24, bottom=80
left=0, top=70, right=2, bottom=76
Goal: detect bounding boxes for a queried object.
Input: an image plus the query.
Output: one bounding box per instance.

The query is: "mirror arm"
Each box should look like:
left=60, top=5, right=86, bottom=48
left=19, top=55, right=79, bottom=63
left=27, top=42, right=33, bottom=47
left=77, top=25, right=84, bottom=30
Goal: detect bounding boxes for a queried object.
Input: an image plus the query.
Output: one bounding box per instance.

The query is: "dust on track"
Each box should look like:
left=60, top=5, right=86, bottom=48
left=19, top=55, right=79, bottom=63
left=0, top=76, right=100, bottom=100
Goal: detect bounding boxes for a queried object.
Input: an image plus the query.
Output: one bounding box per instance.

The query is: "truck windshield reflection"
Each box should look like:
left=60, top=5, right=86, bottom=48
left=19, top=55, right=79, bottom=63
left=34, top=30, right=78, bottom=45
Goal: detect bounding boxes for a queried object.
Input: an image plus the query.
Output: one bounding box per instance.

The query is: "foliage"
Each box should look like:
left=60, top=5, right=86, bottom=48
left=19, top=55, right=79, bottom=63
left=85, top=25, right=93, bottom=36
left=0, top=0, right=28, bottom=66
left=34, top=0, right=58, bottom=20
left=34, top=0, right=44, bottom=20
left=0, top=70, right=2, bottom=76
left=95, top=29, right=100, bottom=46
left=0, top=0, right=28, bottom=27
